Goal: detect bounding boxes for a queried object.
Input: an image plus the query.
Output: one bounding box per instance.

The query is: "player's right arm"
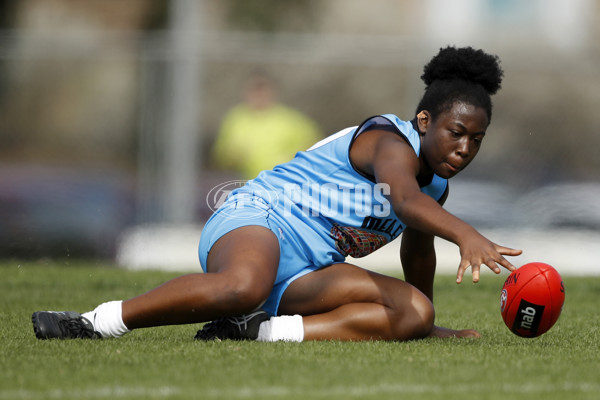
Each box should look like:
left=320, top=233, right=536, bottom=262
left=350, top=130, right=521, bottom=283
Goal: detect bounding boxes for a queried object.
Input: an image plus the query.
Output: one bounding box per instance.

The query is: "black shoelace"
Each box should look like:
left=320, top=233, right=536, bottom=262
left=60, top=317, right=99, bottom=339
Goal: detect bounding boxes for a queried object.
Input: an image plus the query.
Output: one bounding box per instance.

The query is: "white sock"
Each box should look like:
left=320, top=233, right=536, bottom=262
left=257, top=314, right=304, bottom=342
left=82, top=300, right=130, bottom=338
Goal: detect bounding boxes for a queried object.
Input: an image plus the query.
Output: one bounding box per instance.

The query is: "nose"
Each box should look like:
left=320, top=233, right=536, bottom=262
left=455, top=138, right=469, bottom=158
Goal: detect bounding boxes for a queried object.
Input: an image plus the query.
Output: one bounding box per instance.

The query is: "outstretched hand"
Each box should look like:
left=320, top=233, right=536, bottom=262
left=455, top=232, right=522, bottom=284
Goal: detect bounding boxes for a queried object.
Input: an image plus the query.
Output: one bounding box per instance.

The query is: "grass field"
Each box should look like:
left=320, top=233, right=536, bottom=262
left=1, top=261, right=599, bottom=400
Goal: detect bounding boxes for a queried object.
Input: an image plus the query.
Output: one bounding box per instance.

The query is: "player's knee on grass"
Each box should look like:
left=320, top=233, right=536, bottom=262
left=395, top=291, right=435, bottom=340
left=414, top=294, right=435, bottom=338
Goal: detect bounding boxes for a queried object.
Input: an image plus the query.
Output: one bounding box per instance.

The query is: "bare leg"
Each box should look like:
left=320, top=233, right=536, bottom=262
left=279, top=263, right=435, bottom=341
left=122, top=226, right=279, bottom=330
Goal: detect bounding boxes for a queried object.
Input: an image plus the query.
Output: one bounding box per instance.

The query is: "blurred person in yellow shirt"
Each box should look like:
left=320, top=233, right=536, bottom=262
left=212, top=72, right=322, bottom=180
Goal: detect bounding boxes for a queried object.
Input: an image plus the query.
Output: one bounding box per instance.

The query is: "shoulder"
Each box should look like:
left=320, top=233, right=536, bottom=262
left=350, top=126, right=420, bottom=181
left=377, top=114, right=422, bottom=155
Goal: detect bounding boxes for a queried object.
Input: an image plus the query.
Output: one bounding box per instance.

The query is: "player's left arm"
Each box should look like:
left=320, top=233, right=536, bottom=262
left=401, top=227, right=436, bottom=301
left=400, top=189, right=447, bottom=301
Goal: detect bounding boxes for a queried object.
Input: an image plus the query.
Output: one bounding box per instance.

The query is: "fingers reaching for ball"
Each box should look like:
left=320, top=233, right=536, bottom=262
left=455, top=237, right=523, bottom=284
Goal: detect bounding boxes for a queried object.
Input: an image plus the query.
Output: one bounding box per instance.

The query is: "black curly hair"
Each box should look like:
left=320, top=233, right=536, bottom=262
left=415, top=46, right=504, bottom=122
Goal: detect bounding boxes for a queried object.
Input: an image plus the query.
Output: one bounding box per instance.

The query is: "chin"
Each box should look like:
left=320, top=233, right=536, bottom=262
left=435, top=169, right=457, bottom=179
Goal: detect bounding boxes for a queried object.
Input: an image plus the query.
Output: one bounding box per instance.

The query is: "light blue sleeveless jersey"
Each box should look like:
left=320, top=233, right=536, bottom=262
left=232, top=114, right=448, bottom=262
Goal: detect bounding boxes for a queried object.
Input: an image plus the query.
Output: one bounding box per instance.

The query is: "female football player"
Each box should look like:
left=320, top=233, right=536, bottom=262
left=33, top=46, right=522, bottom=342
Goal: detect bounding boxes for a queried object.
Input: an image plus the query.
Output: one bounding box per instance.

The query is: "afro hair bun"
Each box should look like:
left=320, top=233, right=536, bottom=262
left=421, top=46, right=503, bottom=95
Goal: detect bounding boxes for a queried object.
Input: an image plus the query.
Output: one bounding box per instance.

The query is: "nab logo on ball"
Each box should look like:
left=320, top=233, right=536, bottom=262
left=511, top=300, right=545, bottom=338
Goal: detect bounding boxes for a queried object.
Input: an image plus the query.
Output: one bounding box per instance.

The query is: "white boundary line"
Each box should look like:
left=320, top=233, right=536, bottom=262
left=1, top=382, right=599, bottom=399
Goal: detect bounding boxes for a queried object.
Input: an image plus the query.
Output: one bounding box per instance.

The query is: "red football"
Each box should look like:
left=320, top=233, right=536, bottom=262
left=500, top=262, right=565, bottom=338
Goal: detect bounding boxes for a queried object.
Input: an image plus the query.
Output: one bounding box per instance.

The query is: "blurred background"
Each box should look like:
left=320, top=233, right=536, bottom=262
left=0, top=0, right=598, bottom=272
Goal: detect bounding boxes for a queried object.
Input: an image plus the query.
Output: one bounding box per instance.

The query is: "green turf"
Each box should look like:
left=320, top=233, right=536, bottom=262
left=1, top=260, right=599, bottom=400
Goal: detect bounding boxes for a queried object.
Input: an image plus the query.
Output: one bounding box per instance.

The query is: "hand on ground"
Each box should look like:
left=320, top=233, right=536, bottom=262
left=427, top=325, right=481, bottom=339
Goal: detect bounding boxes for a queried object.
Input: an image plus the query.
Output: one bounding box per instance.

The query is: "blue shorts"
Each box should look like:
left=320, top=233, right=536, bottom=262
left=198, top=193, right=342, bottom=316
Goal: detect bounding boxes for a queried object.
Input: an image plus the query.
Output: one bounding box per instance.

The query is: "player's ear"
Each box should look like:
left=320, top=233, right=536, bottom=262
left=416, top=110, right=430, bottom=135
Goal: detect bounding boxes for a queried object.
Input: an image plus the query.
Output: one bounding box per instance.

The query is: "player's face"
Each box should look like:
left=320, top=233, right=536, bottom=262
left=419, top=102, right=489, bottom=179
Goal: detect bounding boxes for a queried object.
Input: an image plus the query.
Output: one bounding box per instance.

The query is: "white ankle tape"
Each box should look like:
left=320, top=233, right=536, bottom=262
left=257, top=314, right=304, bottom=342
left=83, top=300, right=130, bottom=338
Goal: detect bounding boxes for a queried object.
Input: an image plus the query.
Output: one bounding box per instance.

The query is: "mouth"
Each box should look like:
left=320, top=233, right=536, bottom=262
left=445, top=161, right=461, bottom=173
